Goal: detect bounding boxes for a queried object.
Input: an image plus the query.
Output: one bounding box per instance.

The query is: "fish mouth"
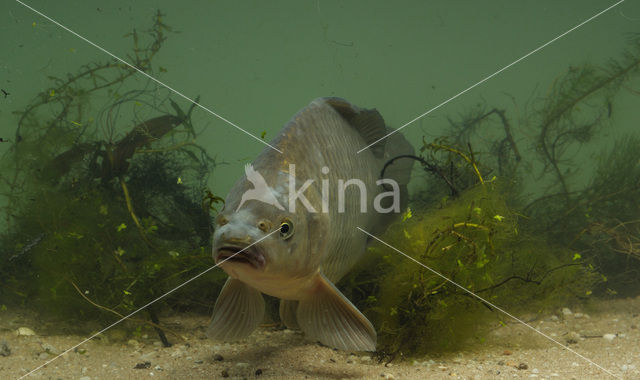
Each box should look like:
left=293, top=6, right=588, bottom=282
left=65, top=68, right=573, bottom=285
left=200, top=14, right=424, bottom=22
left=216, top=245, right=266, bottom=270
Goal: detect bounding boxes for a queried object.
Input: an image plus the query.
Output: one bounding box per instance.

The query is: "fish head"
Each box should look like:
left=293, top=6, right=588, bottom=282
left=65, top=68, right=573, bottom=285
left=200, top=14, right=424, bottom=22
left=212, top=200, right=326, bottom=284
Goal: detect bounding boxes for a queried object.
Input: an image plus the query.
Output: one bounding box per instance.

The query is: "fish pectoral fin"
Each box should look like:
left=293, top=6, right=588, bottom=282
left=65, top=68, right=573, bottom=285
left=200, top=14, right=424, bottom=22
left=207, top=278, right=265, bottom=341
left=297, top=273, right=376, bottom=351
left=279, top=300, right=299, bottom=330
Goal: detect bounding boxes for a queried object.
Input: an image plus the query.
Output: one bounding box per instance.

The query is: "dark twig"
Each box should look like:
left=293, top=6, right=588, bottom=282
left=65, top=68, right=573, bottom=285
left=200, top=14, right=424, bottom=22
left=381, top=154, right=459, bottom=196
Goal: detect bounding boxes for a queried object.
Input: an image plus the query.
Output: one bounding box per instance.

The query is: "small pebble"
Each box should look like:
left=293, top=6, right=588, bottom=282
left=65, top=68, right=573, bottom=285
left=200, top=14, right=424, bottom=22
left=134, top=361, right=151, bottom=369
left=0, top=340, right=10, bottom=357
left=127, top=339, right=139, bottom=347
left=602, top=333, right=616, bottom=341
left=518, top=363, right=529, bottom=370
left=41, top=342, right=58, bottom=355
left=16, top=327, right=36, bottom=336
left=502, top=350, right=512, bottom=355
left=255, top=368, right=263, bottom=376
left=565, top=331, right=581, bottom=344
left=562, top=308, right=572, bottom=316
left=78, top=377, right=91, bottom=380
left=236, top=362, right=249, bottom=368
left=213, top=354, right=224, bottom=361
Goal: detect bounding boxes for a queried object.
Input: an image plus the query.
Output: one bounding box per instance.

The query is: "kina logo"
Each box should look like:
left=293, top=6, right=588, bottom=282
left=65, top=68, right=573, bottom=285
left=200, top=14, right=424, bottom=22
left=236, top=164, right=285, bottom=212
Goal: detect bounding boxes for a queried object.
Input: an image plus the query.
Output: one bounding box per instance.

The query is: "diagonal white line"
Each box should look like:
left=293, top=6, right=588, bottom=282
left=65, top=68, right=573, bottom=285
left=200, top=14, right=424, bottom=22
left=357, top=227, right=622, bottom=379
left=16, top=229, right=280, bottom=380
left=357, top=0, right=625, bottom=154
left=14, top=0, right=283, bottom=154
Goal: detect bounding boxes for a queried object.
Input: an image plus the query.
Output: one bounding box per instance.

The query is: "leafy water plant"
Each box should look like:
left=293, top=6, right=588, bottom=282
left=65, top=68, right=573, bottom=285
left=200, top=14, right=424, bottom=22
left=343, top=181, right=595, bottom=355
left=0, top=12, right=225, bottom=340
left=343, top=36, right=640, bottom=356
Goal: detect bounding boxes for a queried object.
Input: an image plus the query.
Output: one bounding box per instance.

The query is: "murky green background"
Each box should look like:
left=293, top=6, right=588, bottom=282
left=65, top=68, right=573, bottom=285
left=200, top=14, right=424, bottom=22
left=1, top=0, right=638, bottom=205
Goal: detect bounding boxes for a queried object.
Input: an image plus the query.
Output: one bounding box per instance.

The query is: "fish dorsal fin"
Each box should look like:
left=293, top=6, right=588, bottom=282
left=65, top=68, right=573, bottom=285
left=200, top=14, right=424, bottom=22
left=297, top=273, right=376, bottom=351
left=323, top=97, right=386, bottom=158
left=207, top=277, right=265, bottom=341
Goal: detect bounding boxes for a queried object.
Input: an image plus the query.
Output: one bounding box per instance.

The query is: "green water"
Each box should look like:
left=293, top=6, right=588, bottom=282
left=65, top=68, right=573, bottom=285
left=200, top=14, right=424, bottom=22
left=1, top=1, right=637, bottom=198
left=1, top=0, right=639, bottom=377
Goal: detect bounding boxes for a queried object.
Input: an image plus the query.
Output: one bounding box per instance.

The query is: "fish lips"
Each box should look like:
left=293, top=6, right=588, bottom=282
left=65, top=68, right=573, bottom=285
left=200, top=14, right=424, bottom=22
left=215, top=245, right=266, bottom=270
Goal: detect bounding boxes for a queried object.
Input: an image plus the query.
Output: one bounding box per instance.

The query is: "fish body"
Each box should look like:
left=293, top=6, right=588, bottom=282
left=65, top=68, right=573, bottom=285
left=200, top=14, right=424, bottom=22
left=208, top=97, right=413, bottom=351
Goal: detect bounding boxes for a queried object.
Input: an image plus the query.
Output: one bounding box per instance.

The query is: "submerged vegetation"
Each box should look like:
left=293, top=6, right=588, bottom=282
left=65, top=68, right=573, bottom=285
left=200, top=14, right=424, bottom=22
left=0, top=12, right=225, bottom=342
left=358, top=184, right=594, bottom=354
left=1, top=11, right=639, bottom=358
left=343, top=36, right=640, bottom=355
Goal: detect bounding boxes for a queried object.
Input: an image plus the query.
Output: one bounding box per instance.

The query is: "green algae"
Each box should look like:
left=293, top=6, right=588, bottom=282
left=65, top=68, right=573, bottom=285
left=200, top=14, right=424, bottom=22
left=342, top=36, right=640, bottom=356
left=0, top=13, right=225, bottom=336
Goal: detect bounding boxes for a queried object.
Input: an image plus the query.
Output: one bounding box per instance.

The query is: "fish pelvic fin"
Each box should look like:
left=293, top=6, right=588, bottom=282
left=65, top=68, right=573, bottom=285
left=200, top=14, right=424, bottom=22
left=297, top=273, right=376, bottom=351
left=207, top=277, right=265, bottom=341
left=279, top=300, right=299, bottom=330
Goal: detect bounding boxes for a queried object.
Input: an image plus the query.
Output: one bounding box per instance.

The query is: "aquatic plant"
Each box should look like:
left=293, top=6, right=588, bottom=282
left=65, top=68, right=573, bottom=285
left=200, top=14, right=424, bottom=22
left=343, top=36, right=640, bottom=356
left=0, top=12, right=225, bottom=342
left=343, top=182, right=594, bottom=355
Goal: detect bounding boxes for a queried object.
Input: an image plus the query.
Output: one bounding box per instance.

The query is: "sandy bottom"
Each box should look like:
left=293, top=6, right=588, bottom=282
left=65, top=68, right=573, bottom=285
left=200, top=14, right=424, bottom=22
left=1, top=296, right=639, bottom=380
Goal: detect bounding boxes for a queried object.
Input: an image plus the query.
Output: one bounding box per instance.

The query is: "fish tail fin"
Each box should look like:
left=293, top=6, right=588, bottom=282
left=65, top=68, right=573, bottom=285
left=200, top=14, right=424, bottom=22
left=297, top=273, right=376, bottom=351
left=382, top=127, right=415, bottom=189
left=207, top=278, right=265, bottom=341
left=370, top=129, right=414, bottom=237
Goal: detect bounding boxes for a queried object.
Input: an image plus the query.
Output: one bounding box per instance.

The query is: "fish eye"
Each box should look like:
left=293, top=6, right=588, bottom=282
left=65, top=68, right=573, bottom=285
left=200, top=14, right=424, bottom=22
left=279, top=219, right=294, bottom=239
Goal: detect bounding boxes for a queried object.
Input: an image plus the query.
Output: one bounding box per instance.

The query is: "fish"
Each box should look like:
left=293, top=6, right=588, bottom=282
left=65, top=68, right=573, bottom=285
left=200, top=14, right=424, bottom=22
left=207, top=97, right=414, bottom=351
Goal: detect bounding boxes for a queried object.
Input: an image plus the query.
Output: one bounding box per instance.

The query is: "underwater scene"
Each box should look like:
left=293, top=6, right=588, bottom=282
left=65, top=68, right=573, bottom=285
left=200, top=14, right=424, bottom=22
left=1, top=1, right=640, bottom=379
